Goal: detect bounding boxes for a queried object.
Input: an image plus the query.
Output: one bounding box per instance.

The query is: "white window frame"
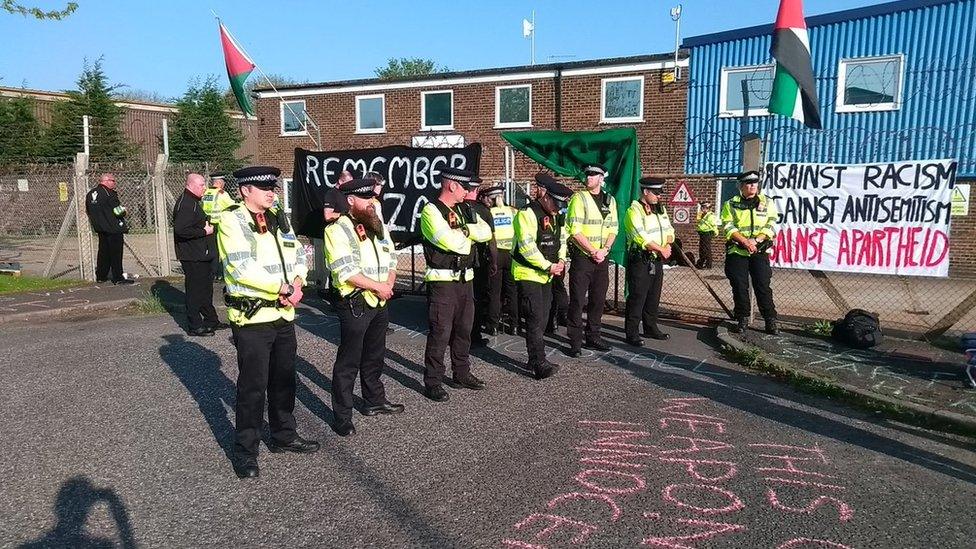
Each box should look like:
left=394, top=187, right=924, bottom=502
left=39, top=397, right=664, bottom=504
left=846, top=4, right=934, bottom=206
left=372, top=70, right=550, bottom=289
left=495, top=84, right=532, bottom=129
left=280, top=100, right=308, bottom=136
left=718, top=65, right=774, bottom=118
left=835, top=54, right=905, bottom=113
left=355, top=93, right=386, bottom=134
left=600, top=75, right=644, bottom=124
left=420, top=89, right=454, bottom=131
left=282, top=178, right=292, bottom=214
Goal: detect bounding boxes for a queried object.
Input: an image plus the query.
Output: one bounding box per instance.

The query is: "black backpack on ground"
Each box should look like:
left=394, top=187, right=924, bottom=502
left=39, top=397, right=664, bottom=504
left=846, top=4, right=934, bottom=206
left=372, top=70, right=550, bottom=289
left=832, top=309, right=883, bottom=349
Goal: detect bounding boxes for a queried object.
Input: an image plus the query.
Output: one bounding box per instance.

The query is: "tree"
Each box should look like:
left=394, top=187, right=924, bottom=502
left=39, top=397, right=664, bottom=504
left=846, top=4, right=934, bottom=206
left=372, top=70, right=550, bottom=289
left=113, top=88, right=172, bottom=104
left=223, top=73, right=302, bottom=112
left=41, top=58, right=137, bottom=162
left=374, top=57, right=448, bottom=80
left=0, top=96, right=42, bottom=163
left=2, top=1, right=77, bottom=19
left=169, top=77, right=245, bottom=168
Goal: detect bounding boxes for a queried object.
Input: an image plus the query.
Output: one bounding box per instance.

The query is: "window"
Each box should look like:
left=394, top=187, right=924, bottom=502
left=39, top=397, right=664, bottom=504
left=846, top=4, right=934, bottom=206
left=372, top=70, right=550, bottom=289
left=280, top=100, right=307, bottom=135
left=601, top=76, right=644, bottom=123
left=496, top=84, right=532, bottom=128
left=719, top=65, right=774, bottom=117
left=356, top=94, right=386, bottom=133
left=421, top=90, right=453, bottom=130
left=836, top=55, right=904, bottom=113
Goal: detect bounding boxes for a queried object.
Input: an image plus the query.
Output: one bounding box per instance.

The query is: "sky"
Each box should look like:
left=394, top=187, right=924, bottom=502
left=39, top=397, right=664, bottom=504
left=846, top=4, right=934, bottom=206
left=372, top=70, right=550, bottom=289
left=0, top=0, right=884, bottom=100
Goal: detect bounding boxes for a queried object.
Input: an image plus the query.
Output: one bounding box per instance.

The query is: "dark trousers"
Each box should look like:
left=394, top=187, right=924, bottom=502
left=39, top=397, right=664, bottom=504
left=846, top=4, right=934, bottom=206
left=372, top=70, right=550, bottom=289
left=697, top=233, right=714, bottom=269
left=548, top=273, right=569, bottom=329
left=332, top=298, right=389, bottom=423
left=724, top=253, right=778, bottom=320
left=489, top=250, right=519, bottom=330
left=567, top=248, right=610, bottom=346
left=181, top=260, right=218, bottom=331
left=518, top=280, right=552, bottom=372
left=95, top=232, right=124, bottom=282
left=232, top=320, right=298, bottom=458
left=472, top=264, right=491, bottom=338
left=625, top=256, right=664, bottom=340
left=424, top=281, right=474, bottom=388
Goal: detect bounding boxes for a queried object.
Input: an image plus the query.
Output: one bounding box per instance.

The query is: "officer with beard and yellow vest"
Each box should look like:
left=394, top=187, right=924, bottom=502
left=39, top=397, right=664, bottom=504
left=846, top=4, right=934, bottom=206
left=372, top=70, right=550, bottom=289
left=565, top=163, right=618, bottom=356
left=623, top=177, right=675, bottom=347
left=324, top=179, right=404, bottom=437
left=721, top=170, right=779, bottom=335
left=420, top=167, right=493, bottom=402
left=480, top=184, right=520, bottom=335
left=217, top=166, right=319, bottom=479
left=512, top=173, right=572, bottom=380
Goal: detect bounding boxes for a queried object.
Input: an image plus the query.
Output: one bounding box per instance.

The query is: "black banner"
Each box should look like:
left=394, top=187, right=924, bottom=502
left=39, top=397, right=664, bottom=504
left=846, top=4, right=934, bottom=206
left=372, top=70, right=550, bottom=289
left=291, top=144, right=482, bottom=244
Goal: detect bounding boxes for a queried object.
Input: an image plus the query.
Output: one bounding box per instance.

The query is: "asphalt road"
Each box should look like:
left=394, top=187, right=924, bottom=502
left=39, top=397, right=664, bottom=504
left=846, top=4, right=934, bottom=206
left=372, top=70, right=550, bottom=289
left=1, top=296, right=974, bottom=548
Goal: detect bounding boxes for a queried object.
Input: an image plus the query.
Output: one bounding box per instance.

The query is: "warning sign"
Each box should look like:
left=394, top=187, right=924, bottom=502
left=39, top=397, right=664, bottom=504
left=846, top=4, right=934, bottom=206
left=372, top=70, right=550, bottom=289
left=951, top=184, right=969, bottom=216
left=672, top=206, right=691, bottom=224
left=670, top=181, right=696, bottom=205
left=58, top=182, right=69, bottom=202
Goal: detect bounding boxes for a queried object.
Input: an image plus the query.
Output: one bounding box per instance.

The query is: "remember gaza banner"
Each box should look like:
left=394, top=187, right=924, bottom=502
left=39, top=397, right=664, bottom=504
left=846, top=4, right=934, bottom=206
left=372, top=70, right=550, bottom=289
left=764, top=159, right=957, bottom=277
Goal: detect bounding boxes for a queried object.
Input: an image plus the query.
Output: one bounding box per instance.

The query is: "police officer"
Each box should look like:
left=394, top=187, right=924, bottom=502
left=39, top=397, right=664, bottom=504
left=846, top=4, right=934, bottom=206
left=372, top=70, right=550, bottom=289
left=481, top=184, right=519, bottom=335
left=420, top=167, right=493, bottom=402
left=513, top=173, right=572, bottom=379
left=85, top=173, right=134, bottom=285
left=623, top=177, right=675, bottom=346
left=721, top=170, right=779, bottom=335
left=565, top=163, right=618, bottom=356
left=695, top=202, right=719, bottom=269
left=201, top=173, right=237, bottom=225
left=319, top=187, right=350, bottom=304
left=324, top=179, right=404, bottom=437
left=217, top=166, right=319, bottom=479
left=546, top=206, right=570, bottom=335
left=462, top=181, right=497, bottom=346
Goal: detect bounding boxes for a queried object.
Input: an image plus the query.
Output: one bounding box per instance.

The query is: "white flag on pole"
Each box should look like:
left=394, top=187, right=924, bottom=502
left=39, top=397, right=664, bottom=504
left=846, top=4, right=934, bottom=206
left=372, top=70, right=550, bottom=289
left=522, top=18, right=534, bottom=38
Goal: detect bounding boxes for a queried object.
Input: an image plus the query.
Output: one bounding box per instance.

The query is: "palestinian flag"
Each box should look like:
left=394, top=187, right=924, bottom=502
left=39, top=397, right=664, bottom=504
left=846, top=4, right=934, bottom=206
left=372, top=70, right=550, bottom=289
left=218, top=22, right=256, bottom=117
left=768, top=0, right=822, bottom=129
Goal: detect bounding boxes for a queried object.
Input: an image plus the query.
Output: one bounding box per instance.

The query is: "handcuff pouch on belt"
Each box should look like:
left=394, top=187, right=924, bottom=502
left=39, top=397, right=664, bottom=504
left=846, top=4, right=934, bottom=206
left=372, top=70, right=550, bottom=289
left=224, top=295, right=282, bottom=319
left=727, top=238, right=773, bottom=255
left=628, top=247, right=659, bottom=275
left=339, top=289, right=367, bottom=318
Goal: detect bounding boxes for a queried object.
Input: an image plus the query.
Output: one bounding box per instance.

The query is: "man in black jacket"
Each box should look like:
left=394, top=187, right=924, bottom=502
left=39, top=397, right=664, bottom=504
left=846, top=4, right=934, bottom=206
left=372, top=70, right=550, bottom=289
left=85, top=173, right=133, bottom=284
left=173, top=173, right=225, bottom=336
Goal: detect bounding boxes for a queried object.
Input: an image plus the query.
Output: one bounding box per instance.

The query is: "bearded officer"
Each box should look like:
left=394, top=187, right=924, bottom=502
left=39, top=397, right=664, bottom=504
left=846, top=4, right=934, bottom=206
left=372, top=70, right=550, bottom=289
left=512, top=173, right=572, bottom=380
left=720, top=170, right=779, bottom=335
left=623, top=177, right=675, bottom=346
left=324, top=179, right=403, bottom=437
left=217, top=166, right=319, bottom=479
left=420, top=167, right=493, bottom=402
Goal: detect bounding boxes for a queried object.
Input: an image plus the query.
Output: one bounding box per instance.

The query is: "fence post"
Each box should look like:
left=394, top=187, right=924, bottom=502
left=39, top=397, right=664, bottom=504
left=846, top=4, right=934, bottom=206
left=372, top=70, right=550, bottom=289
left=152, top=153, right=172, bottom=276
left=72, top=153, right=94, bottom=281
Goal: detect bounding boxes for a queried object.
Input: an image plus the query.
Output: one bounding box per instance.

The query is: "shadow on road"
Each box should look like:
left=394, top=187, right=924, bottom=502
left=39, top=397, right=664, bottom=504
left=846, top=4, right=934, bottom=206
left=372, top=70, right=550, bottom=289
left=148, top=279, right=187, bottom=330
left=19, top=476, right=137, bottom=549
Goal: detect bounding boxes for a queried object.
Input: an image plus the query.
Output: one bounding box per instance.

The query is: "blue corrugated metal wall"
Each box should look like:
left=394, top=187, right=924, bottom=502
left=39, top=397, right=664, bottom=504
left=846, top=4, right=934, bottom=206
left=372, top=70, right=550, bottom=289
left=685, top=0, right=976, bottom=176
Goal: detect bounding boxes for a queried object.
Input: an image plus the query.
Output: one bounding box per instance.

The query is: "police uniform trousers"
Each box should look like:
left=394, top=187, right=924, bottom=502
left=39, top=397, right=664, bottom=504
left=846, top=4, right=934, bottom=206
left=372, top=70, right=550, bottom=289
left=181, top=260, right=218, bottom=331
left=724, top=253, right=777, bottom=320
left=332, top=294, right=389, bottom=422
left=625, top=253, right=664, bottom=340
left=697, top=232, right=714, bottom=269
left=489, top=250, right=519, bottom=330
left=518, top=280, right=552, bottom=373
left=472, top=262, right=492, bottom=339
left=567, top=247, right=610, bottom=345
left=95, top=232, right=125, bottom=282
left=547, top=273, right=569, bottom=330
left=231, top=318, right=298, bottom=458
left=424, top=281, right=475, bottom=388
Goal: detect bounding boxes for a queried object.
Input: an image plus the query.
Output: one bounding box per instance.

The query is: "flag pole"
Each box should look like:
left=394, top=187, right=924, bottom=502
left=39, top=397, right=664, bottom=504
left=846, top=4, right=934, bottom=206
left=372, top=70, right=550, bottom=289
left=530, top=10, right=536, bottom=65
left=212, top=12, right=323, bottom=150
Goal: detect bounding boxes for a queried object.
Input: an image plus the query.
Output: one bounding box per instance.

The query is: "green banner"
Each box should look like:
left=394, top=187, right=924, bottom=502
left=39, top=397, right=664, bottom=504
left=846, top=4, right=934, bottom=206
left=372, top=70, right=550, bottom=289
left=501, top=128, right=641, bottom=264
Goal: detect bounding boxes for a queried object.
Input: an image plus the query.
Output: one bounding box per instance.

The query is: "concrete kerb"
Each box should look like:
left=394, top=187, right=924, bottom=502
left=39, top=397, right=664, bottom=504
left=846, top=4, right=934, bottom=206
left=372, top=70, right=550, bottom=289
left=0, top=297, right=141, bottom=325
left=714, top=325, right=976, bottom=437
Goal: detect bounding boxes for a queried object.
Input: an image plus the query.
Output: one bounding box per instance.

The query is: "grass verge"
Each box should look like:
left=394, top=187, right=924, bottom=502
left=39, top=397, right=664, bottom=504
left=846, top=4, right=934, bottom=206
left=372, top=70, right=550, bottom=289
left=135, top=289, right=167, bottom=314
left=0, top=275, right=85, bottom=295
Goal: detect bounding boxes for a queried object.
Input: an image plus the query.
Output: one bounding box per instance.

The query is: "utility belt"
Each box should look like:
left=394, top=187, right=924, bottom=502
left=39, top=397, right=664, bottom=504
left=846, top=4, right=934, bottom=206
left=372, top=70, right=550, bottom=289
left=727, top=238, right=773, bottom=255
left=225, top=294, right=283, bottom=319
left=628, top=246, right=660, bottom=262
left=337, top=289, right=380, bottom=319
left=511, top=247, right=558, bottom=274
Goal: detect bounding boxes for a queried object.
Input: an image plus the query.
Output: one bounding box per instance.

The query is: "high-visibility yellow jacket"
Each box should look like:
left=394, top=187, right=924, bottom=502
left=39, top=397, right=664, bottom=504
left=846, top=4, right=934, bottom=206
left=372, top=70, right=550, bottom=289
left=512, top=202, right=567, bottom=284
left=720, top=194, right=778, bottom=257
left=323, top=215, right=397, bottom=308
left=696, top=209, right=719, bottom=235
left=217, top=205, right=308, bottom=325
left=420, top=200, right=492, bottom=282
left=566, top=190, right=618, bottom=254
left=201, top=188, right=236, bottom=224
left=490, top=205, right=517, bottom=252
left=624, top=201, right=675, bottom=253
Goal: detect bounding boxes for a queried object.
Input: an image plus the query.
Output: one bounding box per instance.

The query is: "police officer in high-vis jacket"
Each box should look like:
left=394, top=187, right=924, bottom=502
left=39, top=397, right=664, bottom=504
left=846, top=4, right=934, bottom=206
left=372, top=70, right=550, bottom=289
left=201, top=173, right=237, bottom=225
left=513, top=173, right=572, bottom=380
left=217, top=166, right=319, bottom=479
left=565, top=163, right=618, bottom=356
left=623, top=177, right=675, bottom=346
left=481, top=184, right=520, bottom=335
left=720, top=170, right=779, bottom=335
left=420, top=167, right=493, bottom=402
left=695, top=202, right=719, bottom=269
left=324, top=179, right=404, bottom=437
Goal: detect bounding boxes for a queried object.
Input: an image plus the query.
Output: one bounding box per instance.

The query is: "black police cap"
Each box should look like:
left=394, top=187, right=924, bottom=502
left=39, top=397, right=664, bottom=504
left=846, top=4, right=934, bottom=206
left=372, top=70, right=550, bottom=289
left=438, top=167, right=481, bottom=189
left=232, top=166, right=281, bottom=189
left=738, top=170, right=761, bottom=184
left=338, top=178, right=377, bottom=198
left=639, top=176, right=666, bottom=193
left=534, top=172, right=573, bottom=202
left=322, top=187, right=349, bottom=213
left=478, top=184, right=505, bottom=199
left=582, top=163, right=608, bottom=177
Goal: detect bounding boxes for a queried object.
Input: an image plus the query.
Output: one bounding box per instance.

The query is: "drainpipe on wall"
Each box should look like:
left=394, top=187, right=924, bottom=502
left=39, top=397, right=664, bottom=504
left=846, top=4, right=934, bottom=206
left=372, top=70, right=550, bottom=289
left=555, top=68, right=563, bottom=131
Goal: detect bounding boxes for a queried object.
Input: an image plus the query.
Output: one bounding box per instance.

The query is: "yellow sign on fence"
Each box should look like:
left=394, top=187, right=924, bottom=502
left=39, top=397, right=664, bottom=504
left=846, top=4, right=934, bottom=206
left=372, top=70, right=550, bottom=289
left=952, top=184, right=970, bottom=216
left=58, top=182, right=69, bottom=202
